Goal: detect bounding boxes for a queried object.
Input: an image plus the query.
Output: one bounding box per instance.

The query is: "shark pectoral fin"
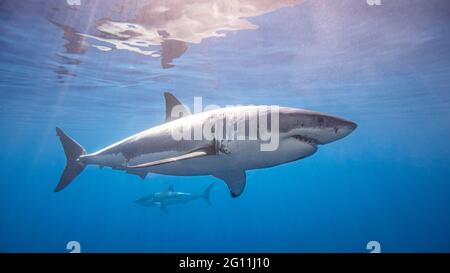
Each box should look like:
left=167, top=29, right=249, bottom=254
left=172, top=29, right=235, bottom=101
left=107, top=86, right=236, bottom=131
left=164, top=92, right=191, bottom=122
left=155, top=203, right=168, bottom=213
left=127, top=148, right=213, bottom=169
left=213, top=170, right=246, bottom=198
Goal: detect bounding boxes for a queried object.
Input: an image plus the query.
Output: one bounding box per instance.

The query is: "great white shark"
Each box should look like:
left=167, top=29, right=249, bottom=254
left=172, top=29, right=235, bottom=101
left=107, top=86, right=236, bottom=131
left=134, top=184, right=214, bottom=213
left=55, top=92, right=357, bottom=197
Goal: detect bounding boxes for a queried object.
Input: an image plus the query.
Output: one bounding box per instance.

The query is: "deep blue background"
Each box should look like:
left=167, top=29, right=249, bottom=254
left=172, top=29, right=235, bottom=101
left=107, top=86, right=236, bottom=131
left=0, top=0, right=449, bottom=252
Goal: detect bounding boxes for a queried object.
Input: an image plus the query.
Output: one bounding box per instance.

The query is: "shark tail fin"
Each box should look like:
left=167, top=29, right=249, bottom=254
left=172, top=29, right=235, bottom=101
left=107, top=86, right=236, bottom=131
left=203, top=184, right=214, bottom=205
left=54, top=127, right=87, bottom=192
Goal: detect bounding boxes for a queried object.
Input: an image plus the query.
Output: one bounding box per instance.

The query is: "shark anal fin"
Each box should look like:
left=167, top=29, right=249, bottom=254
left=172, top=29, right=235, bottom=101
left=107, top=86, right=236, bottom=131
left=155, top=202, right=168, bottom=213
left=128, top=148, right=212, bottom=169
left=213, top=170, right=246, bottom=198
left=164, top=92, right=191, bottom=122
left=203, top=183, right=214, bottom=205
left=160, top=206, right=168, bottom=213
left=126, top=169, right=148, bottom=179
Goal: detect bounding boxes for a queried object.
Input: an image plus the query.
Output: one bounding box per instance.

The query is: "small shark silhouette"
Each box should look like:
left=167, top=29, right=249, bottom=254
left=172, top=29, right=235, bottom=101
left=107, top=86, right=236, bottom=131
left=134, top=184, right=213, bottom=213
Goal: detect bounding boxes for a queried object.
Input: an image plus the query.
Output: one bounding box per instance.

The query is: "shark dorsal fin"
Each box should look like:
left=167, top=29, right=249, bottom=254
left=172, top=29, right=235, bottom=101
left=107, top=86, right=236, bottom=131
left=164, top=92, right=191, bottom=122
left=167, top=184, right=174, bottom=192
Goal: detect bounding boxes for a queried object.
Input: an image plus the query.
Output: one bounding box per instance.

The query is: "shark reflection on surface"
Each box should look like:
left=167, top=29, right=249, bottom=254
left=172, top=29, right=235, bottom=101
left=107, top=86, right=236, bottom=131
left=44, top=0, right=303, bottom=69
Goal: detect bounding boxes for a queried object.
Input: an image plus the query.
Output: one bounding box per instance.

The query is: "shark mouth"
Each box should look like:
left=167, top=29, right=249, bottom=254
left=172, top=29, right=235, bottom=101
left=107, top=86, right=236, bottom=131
left=292, top=135, right=318, bottom=148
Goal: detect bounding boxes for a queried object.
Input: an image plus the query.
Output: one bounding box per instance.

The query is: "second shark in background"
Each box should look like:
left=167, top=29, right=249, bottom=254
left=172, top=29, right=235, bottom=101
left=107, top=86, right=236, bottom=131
left=135, top=184, right=214, bottom=213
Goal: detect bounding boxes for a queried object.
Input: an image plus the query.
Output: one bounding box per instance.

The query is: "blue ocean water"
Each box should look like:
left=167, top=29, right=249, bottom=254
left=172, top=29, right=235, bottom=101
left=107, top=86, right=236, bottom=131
left=0, top=0, right=449, bottom=253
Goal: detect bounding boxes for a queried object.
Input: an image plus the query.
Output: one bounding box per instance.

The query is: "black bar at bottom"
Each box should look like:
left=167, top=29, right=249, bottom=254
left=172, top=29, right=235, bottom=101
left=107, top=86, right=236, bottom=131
left=0, top=253, right=449, bottom=272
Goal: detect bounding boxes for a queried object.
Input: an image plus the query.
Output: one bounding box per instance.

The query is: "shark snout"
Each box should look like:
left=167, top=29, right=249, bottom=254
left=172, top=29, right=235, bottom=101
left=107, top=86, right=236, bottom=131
left=347, top=120, right=357, bottom=131
left=340, top=119, right=357, bottom=133
left=329, top=118, right=357, bottom=142
left=305, top=115, right=357, bottom=144
left=134, top=198, right=147, bottom=205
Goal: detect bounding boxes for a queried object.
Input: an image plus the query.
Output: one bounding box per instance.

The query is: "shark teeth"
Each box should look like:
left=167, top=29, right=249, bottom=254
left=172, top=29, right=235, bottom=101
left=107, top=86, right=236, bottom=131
left=292, top=135, right=318, bottom=147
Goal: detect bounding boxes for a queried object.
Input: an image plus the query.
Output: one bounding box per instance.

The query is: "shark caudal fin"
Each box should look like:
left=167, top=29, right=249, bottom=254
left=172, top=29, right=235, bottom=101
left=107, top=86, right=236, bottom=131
left=54, top=127, right=87, bottom=192
left=203, top=184, right=214, bottom=205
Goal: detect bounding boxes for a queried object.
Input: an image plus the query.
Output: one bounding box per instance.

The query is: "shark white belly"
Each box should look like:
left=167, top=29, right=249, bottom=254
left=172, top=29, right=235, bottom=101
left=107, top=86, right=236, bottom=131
left=145, top=137, right=317, bottom=176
